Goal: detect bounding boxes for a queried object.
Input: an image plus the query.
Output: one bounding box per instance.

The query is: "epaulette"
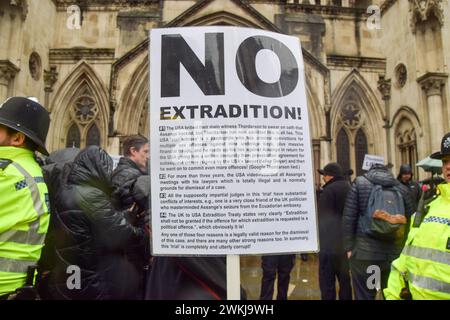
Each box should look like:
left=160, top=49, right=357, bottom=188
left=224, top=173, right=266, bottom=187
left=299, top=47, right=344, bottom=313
left=0, top=158, right=12, bottom=170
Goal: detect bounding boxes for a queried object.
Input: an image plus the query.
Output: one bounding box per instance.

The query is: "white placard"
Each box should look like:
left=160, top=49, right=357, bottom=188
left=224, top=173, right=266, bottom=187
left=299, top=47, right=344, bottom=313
left=150, top=26, right=318, bottom=255
left=110, top=155, right=122, bottom=170
left=362, top=154, right=385, bottom=171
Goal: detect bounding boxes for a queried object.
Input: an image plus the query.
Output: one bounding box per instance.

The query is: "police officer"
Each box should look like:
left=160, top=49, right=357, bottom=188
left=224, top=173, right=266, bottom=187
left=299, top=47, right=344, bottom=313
left=0, top=97, right=50, bottom=299
left=384, top=132, right=450, bottom=299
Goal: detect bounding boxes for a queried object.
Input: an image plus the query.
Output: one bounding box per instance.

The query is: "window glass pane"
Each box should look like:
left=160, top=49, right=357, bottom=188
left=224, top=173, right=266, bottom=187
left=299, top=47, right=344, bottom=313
left=66, top=123, right=80, bottom=148
left=336, top=128, right=350, bottom=173
left=355, top=129, right=368, bottom=176
left=86, top=124, right=101, bottom=146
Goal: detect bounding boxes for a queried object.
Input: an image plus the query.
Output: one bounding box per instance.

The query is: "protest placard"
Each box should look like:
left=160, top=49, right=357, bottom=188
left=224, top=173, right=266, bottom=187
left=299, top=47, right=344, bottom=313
left=150, top=26, right=318, bottom=255
left=362, top=154, right=385, bottom=171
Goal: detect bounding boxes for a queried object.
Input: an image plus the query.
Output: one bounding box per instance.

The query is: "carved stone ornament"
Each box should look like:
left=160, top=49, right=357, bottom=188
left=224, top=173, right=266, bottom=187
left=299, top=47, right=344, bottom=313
left=409, top=0, right=444, bottom=32
left=0, top=60, right=20, bottom=85
left=417, top=72, right=448, bottom=97
left=377, top=75, right=392, bottom=100
left=70, top=87, right=99, bottom=125
left=395, top=64, right=407, bottom=88
left=9, top=0, right=28, bottom=21
left=52, top=0, right=159, bottom=10
left=29, top=52, right=42, bottom=81
left=44, top=66, right=59, bottom=92
left=340, top=103, right=363, bottom=129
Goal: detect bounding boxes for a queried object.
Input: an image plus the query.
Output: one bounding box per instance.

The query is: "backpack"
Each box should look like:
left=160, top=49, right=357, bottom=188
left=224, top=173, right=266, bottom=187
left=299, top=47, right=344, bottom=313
left=359, top=179, right=407, bottom=241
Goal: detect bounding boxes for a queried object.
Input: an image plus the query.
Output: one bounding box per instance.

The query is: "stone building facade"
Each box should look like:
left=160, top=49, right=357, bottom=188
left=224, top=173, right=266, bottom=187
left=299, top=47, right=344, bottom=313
left=0, top=0, right=448, bottom=183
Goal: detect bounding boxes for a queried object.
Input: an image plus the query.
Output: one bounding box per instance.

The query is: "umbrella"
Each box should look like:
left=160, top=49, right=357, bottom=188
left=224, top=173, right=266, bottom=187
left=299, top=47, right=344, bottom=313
left=416, top=156, right=442, bottom=174
left=47, top=147, right=80, bottom=164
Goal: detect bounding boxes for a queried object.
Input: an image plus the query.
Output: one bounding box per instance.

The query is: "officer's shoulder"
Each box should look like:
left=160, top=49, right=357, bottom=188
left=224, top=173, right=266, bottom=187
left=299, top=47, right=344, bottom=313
left=0, top=158, right=12, bottom=170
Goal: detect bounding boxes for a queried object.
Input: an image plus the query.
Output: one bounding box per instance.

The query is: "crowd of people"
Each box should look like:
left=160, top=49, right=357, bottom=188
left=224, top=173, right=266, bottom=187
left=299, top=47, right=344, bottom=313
left=316, top=139, right=450, bottom=300
left=0, top=97, right=449, bottom=300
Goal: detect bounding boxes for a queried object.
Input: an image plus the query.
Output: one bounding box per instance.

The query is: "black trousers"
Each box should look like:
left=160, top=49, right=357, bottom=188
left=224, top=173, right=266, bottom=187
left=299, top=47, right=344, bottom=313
left=349, top=258, right=392, bottom=300
left=319, top=251, right=352, bottom=300
left=260, top=255, right=295, bottom=300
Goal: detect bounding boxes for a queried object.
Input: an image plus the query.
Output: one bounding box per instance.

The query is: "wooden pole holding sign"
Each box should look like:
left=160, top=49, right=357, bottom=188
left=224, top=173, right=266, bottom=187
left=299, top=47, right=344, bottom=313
left=226, top=255, right=240, bottom=300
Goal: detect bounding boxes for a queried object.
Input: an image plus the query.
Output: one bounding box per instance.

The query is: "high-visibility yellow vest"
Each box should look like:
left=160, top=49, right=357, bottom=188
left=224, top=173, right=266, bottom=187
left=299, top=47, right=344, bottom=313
left=384, top=183, right=450, bottom=300
left=0, top=147, right=50, bottom=296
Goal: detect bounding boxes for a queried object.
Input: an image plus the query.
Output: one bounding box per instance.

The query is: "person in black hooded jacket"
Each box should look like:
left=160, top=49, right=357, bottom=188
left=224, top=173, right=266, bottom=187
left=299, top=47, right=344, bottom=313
left=343, top=163, right=414, bottom=300
left=397, top=164, right=421, bottom=210
left=36, top=147, right=80, bottom=299
left=317, top=162, right=352, bottom=300
left=45, top=146, right=147, bottom=300
left=112, top=135, right=149, bottom=211
left=111, top=135, right=150, bottom=299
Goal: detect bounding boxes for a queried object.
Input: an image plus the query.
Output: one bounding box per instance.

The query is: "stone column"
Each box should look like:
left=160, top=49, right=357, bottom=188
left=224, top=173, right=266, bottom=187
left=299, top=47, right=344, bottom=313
left=418, top=73, right=448, bottom=152
left=312, top=139, right=321, bottom=190
left=0, top=60, right=19, bottom=102
left=107, top=136, right=121, bottom=155
left=377, top=75, right=392, bottom=164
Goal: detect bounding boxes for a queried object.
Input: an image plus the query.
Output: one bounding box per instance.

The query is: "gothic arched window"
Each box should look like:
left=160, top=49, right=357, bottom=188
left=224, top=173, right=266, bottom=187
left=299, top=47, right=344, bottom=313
left=66, top=123, right=80, bottom=148
left=396, top=118, right=418, bottom=177
left=86, top=123, right=100, bottom=146
left=355, top=129, right=368, bottom=176
left=65, top=85, right=102, bottom=148
left=336, top=128, right=350, bottom=173
left=331, top=0, right=342, bottom=6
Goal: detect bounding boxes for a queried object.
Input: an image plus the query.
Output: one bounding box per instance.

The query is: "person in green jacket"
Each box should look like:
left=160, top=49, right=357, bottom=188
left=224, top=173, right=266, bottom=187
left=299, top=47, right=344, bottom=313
left=0, top=97, right=50, bottom=299
left=384, top=132, right=450, bottom=300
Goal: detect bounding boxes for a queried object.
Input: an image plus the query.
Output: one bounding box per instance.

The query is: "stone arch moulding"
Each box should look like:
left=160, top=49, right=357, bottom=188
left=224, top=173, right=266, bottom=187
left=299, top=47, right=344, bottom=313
left=184, top=11, right=264, bottom=28
left=164, top=0, right=281, bottom=32
left=305, top=73, right=326, bottom=140
left=390, top=106, right=424, bottom=165
left=331, top=69, right=385, bottom=156
left=390, top=106, right=423, bottom=137
left=48, top=61, right=109, bottom=151
left=115, top=56, right=149, bottom=136
left=394, top=117, right=416, bottom=146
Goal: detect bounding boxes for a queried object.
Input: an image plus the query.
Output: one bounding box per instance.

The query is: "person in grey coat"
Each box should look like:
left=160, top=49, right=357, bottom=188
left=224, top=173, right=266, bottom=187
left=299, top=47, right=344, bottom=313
left=343, top=163, right=414, bottom=300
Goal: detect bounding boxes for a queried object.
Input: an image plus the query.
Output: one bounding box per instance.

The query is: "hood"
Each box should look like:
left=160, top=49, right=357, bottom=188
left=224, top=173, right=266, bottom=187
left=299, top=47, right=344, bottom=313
left=365, top=164, right=399, bottom=187
left=397, top=164, right=413, bottom=180
left=68, top=146, right=113, bottom=193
